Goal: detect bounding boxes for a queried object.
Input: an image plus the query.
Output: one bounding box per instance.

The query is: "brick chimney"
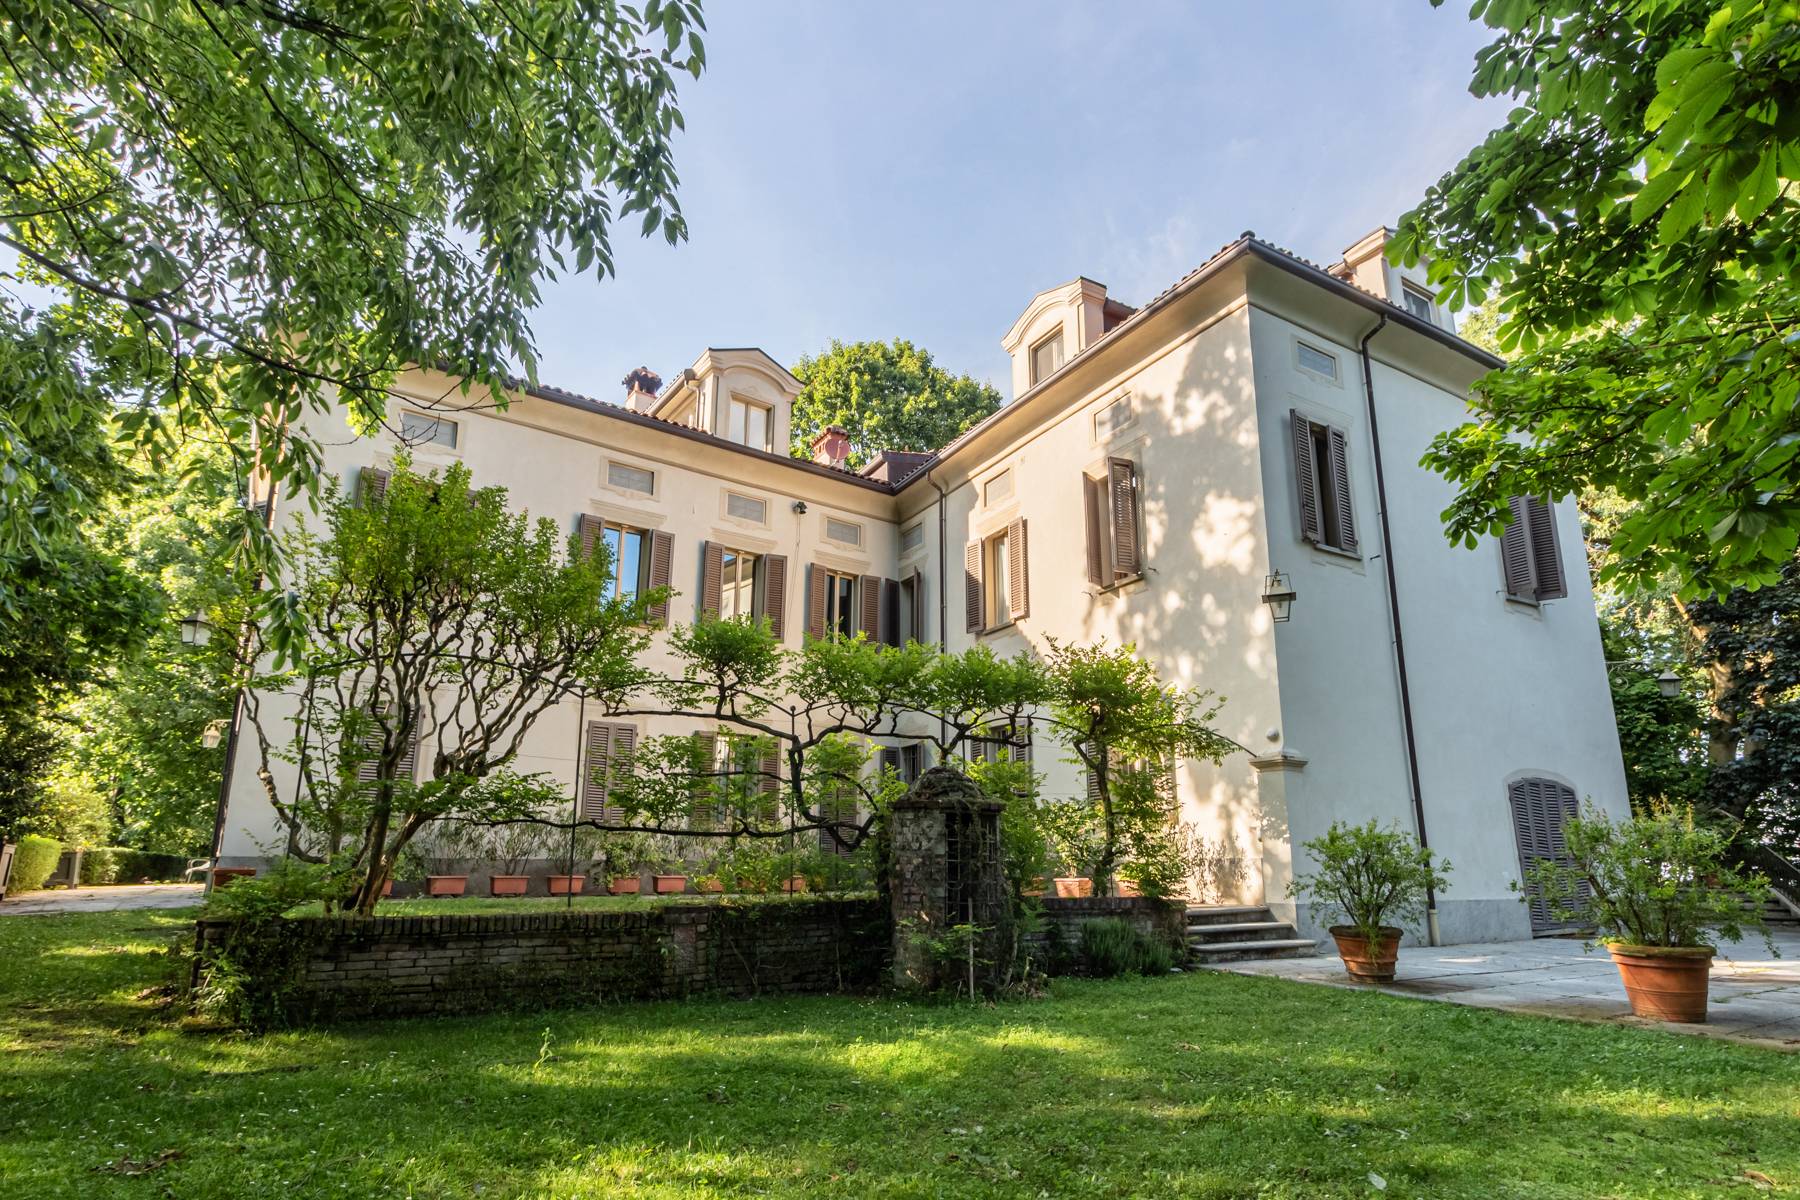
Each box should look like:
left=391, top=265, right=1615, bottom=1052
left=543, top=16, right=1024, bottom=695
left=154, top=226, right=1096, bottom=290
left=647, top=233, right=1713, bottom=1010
left=810, top=425, right=853, bottom=469
left=622, top=366, right=663, bottom=412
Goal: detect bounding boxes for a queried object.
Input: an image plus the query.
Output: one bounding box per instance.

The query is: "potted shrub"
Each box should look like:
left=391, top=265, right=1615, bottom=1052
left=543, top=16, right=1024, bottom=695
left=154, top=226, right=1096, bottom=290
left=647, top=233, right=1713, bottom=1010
left=415, top=822, right=471, bottom=899
left=1289, top=820, right=1451, bottom=983
left=545, top=824, right=603, bottom=895
left=1053, top=876, right=1093, bottom=898
left=1041, top=799, right=1103, bottom=900
left=1525, top=802, right=1773, bottom=1023
left=484, top=822, right=542, bottom=897
left=604, top=831, right=650, bottom=895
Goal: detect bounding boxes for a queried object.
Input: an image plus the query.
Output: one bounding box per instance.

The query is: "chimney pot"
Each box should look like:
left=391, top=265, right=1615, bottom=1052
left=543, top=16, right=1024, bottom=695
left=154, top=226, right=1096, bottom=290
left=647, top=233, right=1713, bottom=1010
left=622, top=366, right=663, bottom=412
left=810, top=425, right=853, bottom=469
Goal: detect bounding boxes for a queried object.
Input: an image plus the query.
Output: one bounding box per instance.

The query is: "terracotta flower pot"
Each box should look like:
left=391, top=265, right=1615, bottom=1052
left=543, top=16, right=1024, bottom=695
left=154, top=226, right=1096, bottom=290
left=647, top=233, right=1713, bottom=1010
left=489, top=874, right=528, bottom=897
left=546, top=874, right=586, bottom=895
left=425, top=874, right=468, bottom=898
left=696, top=878, right=725, bottom=894
left=1330, top=925, right=1402, bottom=983
left=211, top=867, right=256, bottom=889
left=608, top=875, right=641, bottom=895
left=1114, top=880, right=1142, bottom=898
left=1053, top=877, right=1093, bottom=898
left=380, top=879, right=394, bottom=898
left=653, top=874, right=688, bottom=894
left=1607, top=944, right=1714, bottom=1023
left=1022, top=877, right=1047, bottom=897
left=782, top=876, right=808, bottom=894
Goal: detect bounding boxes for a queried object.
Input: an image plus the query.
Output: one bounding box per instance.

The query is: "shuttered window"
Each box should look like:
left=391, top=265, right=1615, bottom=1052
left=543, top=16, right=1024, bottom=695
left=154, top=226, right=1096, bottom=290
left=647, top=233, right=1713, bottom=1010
left=581, top=721, right=637, bottom=822
left=358, top=466, right=390, bottom=506
left=688, top=730, right=718, bottom=830
left=356, top=710, right=419, bottom=787
left=817, top=772, right=859, bottom=857
left=1507, top=776, right=1586, bottom=933
left=1500, top=495, right=1568, bottom=603
left=700, top=543, right=786, bottom=635
left=967, top=520, right=1029, bottom=632
left=580, top=518, right=673, bottom=624
left=882, top=570, right=925, bottom=646
left=1084, top=458, right=1142, bottom=586
left=968, top=725, right=1031, bottom=766
left=1291, top=410, right=1358, bottom=554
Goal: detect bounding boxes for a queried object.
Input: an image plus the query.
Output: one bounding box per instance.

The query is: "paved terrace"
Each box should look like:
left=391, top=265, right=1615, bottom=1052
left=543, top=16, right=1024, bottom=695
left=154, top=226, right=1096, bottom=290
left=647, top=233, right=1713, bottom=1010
left=1211, top=930, right=1800, bottom=1050
left=0, top=883, right=203, bottom=915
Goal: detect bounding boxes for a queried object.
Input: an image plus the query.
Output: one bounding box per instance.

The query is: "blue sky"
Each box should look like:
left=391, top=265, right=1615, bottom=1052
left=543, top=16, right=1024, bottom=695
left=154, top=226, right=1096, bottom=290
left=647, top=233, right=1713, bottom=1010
left=530, top=1, right=1507, bottom=405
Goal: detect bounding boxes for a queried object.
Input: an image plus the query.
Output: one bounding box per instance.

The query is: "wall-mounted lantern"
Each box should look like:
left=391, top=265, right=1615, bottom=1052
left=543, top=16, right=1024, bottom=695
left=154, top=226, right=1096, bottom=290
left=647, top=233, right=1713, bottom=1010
left=178, top=611, right=213, bottom=647
left=1656, top=669, right=1681, bottom=699
left=201, top=720, right=226, bottom=750
left=1262, top=570, right=1297, bottom=623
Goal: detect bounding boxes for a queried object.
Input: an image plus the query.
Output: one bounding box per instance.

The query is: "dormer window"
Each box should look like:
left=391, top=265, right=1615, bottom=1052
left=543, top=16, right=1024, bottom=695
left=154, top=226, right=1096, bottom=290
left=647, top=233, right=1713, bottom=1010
left=1029, top=330, right=1064, bottom=386
left=1401, top=281, right=1435, bottom=323
left=727, top=395, right=773, bottom=451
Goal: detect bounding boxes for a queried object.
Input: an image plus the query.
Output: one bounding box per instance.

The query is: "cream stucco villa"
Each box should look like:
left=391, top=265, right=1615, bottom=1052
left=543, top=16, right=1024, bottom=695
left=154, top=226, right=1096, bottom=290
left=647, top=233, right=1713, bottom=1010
left=219, top=227, right=1629, bottom=945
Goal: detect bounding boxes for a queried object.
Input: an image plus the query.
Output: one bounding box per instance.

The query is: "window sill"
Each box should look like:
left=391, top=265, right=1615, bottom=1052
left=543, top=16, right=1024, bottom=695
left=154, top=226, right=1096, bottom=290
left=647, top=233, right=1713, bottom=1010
left=979, top=619, right=1018, bottom=638
left=1093, top=573, right=1146, bottom=596
left=1304, top=539, right=1362, bottom=562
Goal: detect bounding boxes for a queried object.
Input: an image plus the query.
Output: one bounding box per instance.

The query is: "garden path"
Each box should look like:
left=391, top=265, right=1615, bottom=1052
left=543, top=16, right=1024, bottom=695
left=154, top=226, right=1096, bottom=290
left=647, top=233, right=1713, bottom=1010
left=0, top=883, right=202, bottom=916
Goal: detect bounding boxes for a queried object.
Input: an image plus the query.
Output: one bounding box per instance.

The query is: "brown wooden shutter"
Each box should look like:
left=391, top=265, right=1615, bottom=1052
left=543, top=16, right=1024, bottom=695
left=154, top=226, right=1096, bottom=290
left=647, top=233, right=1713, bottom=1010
left=689, top=730, right=717, bottom=830
left=858, top=574, right=882, bottom=640
left=907, top=567, right=926, bottom=642
left=1326, top=427, right=1358, bottom=554
left=761, top=553, right=788, bottom=639
left=964, top=541, right=984, bottom=634
left=805, top=564, right=828, bottom=639
left=1083, top=474, right=1106, bottom=586
left=1007, top=517, right=1029, bottom=621
left=757, top=744, right=780, bottom=826
left=1527, top=497, right=1566, bottom=600
left=609, top=724, right=635, bottom=821
left=577, top=514, right=604, bottom=559
left=645, top=530, right=674, bottom=626
left=878, top=746, right=902, bottom=777
left=1291, top=410, right=1322, bottom=544
left=1108, top=457, right=1140, bottom=577
left=359, top=466, right=390, bottom=507
left=1083, top=742, right=1102, bottom=802
left=1501, top=495, right=1536, bottom=600
left=581, top=722, right=612, bottom=820
left=698, top=541, right=725, bottom=618
left=880, top=577, right=899, bottom=646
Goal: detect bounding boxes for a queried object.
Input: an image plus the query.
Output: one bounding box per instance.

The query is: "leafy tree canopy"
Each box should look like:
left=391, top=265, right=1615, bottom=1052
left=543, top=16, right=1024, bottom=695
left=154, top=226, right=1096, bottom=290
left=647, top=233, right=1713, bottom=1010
left=1393, top=0, right=1800, bottom=597
left=0, top=0, right=704, bottom=615
left=790, top=339, right=1002, bottom=471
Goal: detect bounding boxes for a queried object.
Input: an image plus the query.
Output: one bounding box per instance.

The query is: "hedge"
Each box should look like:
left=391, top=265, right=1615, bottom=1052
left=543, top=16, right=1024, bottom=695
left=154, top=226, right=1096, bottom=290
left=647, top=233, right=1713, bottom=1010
left=78, top=847, right=190, bottom=885
left=9, top=835, right=62, bottom=892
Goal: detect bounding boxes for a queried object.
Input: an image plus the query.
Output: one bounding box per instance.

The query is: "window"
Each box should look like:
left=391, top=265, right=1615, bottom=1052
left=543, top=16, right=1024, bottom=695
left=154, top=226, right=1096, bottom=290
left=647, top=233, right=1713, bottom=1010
left=965, top=519, right=1028, bottom=634
left=1507, top=777, right=1585, bottom=933
left=600, top=522, right=649, bottom=600
left=607, top=461, right=655, bottom=495
left=1296, top=341, right=1340, bottom=382
left=1290, top=410, right=1358, bottom=554
left=726, top=396, right=773, bottom=451
left=895, top=571, right=921, bottom=645
left=1401, top=281, right=1435, bottom=322
left=581, top=721, right=636, bottom=822
left=900, top=523, right=924, bottom=553
left=400, top=410, right=457, bottom=448
left=1500, top=495, right=1568, bottom=603
left=968, top=724, right=1031, bottom=765
left=1084, top=457, right=1141, bottom=586
left=825, top=517, right=862, bottom=546
left=821, top=569, right=857, bottom=638
left=1094, top=395, right=1133, bottom=440
left=691, top=730, right=778, bottom=830
left=1029, top=329, right=1064, bottom=385
left=725, top=491, right=768, bottom=524
left=719, top=548, right=759, bottom=619
left=983, top=469, right=1013, bottom=507
left=578, top=516, right=672, bottom=621
left=880, top=743, right=925, bottom=786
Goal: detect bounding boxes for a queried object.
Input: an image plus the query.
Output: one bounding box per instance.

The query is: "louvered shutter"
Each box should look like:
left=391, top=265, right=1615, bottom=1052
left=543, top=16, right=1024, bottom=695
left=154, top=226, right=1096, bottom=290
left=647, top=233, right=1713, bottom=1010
left=357, top=709, right=418, bottom=785
left=1291, top=410, right=1322, bottom=544
left=581, top=722, right=612, bottom=821
left=761, top=553, right=788, bottom=639
left=1508, top=776, right=1585, bottom=933
left=1083, top=742, right=1102, bottom=802
left=964, top=542, right=984, bottom=634
left=698, top=541, right=725, bottom=618
left=907, top=567, right=926, bottom=642
left=577, top=514, right=604, bottom=559
left=1527, top=497, right=1566, bottom=600
left=359, top=466, right=391, bottom=507
left=1501, top=496, right=1537, bottom=600
left=1108, top=457, right=1140, bottom=578
left=1082, top=474, right=1106, bottom=586
left=1006, top=517, right=1029, bottom=621
left=689, top=731, right=717, bottom=830
left=645, top=531, right=674, bottom=626
left=1326, top=427, right=1358, bottom=554
left=805, top=564, right=828, bottom=639
left=880, top=577, right=900, bottom=647
left=878, top=746, right=902, bottom=777
left=859, top=574, right=882, bottom=640
left=757, top=745, right=781, bottom=826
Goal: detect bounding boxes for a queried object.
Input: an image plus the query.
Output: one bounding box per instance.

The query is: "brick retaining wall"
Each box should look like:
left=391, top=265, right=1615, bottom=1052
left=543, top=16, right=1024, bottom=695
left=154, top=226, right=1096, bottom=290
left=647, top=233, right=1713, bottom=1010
left=197, top=897, right=887, bottom=1026
left=1024, top=896, right=1188, bottom=969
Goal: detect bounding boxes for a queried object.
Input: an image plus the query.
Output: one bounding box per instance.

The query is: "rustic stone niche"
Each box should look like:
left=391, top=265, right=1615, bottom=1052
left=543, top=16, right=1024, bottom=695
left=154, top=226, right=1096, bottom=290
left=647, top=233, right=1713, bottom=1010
left=887, top=765, right=1011, bottom=993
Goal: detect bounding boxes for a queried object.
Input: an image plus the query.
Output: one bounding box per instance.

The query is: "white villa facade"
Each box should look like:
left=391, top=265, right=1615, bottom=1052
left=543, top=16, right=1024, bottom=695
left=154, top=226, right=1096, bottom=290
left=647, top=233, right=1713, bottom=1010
left=220, top=227, right=1629, bottom=944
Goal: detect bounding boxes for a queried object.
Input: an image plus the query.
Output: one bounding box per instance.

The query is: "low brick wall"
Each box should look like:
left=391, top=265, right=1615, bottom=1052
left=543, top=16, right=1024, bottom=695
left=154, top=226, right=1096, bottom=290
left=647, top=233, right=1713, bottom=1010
left=1023, top=896, right=1187, bottom=969
left=197, top=897, right=887, bottom=1026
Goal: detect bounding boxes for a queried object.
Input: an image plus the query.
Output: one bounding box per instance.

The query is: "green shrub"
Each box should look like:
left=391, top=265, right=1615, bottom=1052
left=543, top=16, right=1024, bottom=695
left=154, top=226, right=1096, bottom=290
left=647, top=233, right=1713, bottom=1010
left=1288, top=820, right=1451, bottom=944
left=75, top=847, right=189, bottom=884
left=9, top=835, right=63, bottom=892
left=78, top=846, right=119, bottom=885
left=1078, top=918, right=1175, bottom=978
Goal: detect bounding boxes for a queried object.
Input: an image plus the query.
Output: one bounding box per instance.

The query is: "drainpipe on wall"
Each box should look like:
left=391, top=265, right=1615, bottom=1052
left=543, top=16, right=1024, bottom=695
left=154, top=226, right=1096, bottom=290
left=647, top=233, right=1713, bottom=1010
left=1358, top=314, right=1440, bottom=947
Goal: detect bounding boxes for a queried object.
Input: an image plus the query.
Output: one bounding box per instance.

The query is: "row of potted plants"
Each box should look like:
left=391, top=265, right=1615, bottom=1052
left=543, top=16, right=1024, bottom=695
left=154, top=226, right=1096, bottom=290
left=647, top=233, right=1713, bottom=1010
left=1289, top=803, right=1777, bottom=1024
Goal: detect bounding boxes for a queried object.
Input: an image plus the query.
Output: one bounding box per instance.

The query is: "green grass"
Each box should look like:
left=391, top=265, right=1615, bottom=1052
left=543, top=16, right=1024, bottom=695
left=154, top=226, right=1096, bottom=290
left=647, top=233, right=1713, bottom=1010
left=2, top=909, right=1797, bottom=1199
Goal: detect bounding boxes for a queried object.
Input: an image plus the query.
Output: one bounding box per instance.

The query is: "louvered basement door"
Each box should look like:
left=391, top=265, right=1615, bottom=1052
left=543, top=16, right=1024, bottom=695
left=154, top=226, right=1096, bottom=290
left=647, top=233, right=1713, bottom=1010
left=1508, top=777, right=1584, bottom=934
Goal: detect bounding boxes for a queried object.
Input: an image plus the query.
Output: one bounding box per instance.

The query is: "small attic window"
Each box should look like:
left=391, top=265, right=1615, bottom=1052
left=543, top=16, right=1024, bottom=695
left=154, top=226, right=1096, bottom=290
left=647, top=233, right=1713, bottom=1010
left=1401, top=281, right=1435, bottom=323
left=1029, top=330, right=1064, bottom=386
left=1296, top=341, right=1339, bottom=382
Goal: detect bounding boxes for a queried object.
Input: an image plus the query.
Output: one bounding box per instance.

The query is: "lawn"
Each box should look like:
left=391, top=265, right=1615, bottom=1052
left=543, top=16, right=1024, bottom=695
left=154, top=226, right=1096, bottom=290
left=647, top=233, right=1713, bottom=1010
left=2, top=909, right=1796, bottom=1199
left=287, top=891, right=873, bottom=917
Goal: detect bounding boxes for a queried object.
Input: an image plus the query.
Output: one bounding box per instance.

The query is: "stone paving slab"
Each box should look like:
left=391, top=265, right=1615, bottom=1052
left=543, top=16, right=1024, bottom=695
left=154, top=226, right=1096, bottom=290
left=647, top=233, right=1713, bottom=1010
left=0, top=883, right=203, bottom=915
left=1208, top=930, right=1800, bottom=1050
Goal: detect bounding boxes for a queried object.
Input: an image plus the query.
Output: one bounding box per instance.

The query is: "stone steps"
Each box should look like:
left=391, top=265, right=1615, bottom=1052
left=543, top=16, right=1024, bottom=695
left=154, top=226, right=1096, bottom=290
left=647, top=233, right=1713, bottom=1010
left=1185, top=905, right=1319, bottom=965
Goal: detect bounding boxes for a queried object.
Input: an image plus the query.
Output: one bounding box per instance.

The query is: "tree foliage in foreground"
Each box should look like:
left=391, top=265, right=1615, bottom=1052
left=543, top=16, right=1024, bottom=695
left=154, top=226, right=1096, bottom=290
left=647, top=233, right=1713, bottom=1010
left=0, top=0, right=703, bottom=621
left=790, top=339, right=1002, bottom=471
left=1395, top=0, right=1800, bottom=596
